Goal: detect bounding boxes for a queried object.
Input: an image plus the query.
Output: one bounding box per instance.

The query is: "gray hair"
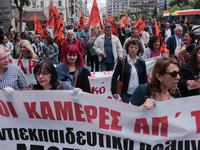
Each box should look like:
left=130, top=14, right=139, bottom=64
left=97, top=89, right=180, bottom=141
left=175, top=26, right=182, bottom=32
left=66, top=30, right=75, bottom=39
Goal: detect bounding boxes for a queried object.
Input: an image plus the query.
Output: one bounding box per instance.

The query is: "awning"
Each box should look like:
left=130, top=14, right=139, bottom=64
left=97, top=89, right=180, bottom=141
left=22, top=11, right=49, bottom=22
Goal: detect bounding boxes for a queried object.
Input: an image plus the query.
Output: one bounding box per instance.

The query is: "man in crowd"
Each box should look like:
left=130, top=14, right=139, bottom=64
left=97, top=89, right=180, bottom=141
left=166, top=26, right=184, bottom=56
left=76, top=25, right=83, bottom=41
left=161, top=22, right=171, bottom=42
left=170, top=21, right=176, bottom=35
left=94, top=24, right=123, bottom=71
left=0, top=50, right=30, bottom=91
left=22, top=30, right=34, bottom=44
left=116, top=22, right=126, bottom=47
left=123, top=28, right=145, bottom=56
left=78, top=24, right=90, bottom=64
left=61, top=30, right=84, bottom=62
left=180, top=20, right=189, bottom=37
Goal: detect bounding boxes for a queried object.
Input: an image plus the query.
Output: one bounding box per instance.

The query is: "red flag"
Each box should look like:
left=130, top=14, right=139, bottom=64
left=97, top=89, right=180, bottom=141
left=88, top=0, right=101, bottom=27
left=49, top=2, right=54, bottom=29
left=103, top=18, right=106, bottom=24
left=34, top=13, right=44, bottom=37
left=54, top=6, right=64, bottom=36
left=79, top=13, right=87, bottom=27
left=135, top=18, right=146, bottom=36
left=107, top=14, right=119, bottom=37
left=185, top=17, right=188, bottom=24
left=118, top=10, right=125, bottom=28
left=154, top=18, right=161, bottom=36
left=123, top=12, right=129, bottom=26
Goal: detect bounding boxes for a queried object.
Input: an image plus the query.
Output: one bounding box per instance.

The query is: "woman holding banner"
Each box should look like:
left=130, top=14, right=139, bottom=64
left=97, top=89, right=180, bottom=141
left=56, top=45, right=91, bottom=93
left=142, top=35, right=168, bottom=61
left=18, top=40, right=38, bottom=60
left=32, top=59, right=74, bottom=90
left=130, top=58, right=181, bottom=109
left=178, top=45, right=200, bottom=97
left=32, top=34, right=45, bottom=58
left=111, top=39, right=147, bottom=103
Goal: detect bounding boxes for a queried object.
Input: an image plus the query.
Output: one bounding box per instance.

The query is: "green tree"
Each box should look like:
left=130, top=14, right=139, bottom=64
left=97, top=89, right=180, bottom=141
left=153, top=5, right=157, bottom=18
left=169, top=5, right=180, bottom=13
left=164, top=0, right=167, bottom=10
left=157, top=12, right=163, bottom=21
left=193, top=0, right=200, bottom=9
left=181, top=5, right=193, bottom=10
left=169, top=0, right=189, bottom=8
left=14, top=0, right=31, bottom=32
left=113, top=15, right=118, bottom=21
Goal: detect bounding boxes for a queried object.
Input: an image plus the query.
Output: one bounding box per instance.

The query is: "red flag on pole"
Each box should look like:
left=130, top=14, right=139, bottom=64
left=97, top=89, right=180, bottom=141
left=123, top=12, right=129, bottom=26
left=107, top=14, right=119, bottom=37
left=154, top=18, right=161, bottom=36
left=134, top=18, right=146, bottom=36
left=79, top=13, right=87, bottom=27
left=49, top=2, right=54, bottom=29
left=88, top=0, right=101, bottom=27
left=54, top=6, right=64, bottom=36
left=34, top=13, right=44, bottom=37
left=118, top=10, right=125, bottom=28
left=185, top=17, right=188, bottom=24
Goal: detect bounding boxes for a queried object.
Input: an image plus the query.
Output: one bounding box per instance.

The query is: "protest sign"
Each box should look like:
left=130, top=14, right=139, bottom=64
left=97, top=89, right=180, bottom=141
left=0, top=90, right=200, bottom=149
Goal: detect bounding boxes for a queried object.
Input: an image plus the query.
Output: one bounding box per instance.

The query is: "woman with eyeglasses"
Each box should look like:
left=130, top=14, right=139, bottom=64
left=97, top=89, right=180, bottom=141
left=178, top=45, right=200, bottom=97
left=129, top=58, right=181, bottom=109
left=32, top=59, right=74, bottom=90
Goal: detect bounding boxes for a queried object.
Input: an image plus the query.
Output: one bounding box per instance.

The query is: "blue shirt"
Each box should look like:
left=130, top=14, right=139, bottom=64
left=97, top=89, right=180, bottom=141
left=102, top=37, right=114, bottom=63
left=0, top=64, right=30, bottom=91
left=80, top=30, right=90, bottom=48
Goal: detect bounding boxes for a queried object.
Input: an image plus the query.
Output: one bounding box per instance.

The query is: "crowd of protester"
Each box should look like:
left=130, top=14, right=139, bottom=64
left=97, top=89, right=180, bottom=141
left=0, top=19, right=200, bottom=109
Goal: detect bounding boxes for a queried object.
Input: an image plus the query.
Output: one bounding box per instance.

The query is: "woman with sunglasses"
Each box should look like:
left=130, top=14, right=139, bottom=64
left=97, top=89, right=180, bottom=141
left=178, top=45, right=200, bottom=97
left=129, top=58, right=181, bottom=109
left=32, top=59, right=74, bottom=90
left=13, top=32, right=22, bottom=58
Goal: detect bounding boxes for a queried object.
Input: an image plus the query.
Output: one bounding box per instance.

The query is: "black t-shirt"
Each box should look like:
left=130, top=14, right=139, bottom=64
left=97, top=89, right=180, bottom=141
left=186, top=44, right=196, bottom=53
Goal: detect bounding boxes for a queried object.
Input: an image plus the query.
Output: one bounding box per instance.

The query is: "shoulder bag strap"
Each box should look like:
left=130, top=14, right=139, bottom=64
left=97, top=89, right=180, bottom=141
left=121, top=58, right=125, bottom=82
left=74, top=68, right=78, bottom=88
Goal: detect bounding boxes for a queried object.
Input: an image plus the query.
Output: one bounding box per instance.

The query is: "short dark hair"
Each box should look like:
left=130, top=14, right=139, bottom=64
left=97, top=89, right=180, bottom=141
left=105, top=24, right=113, bottom=29
left=33, top=59, right=59, bottom=90
left=148, top=35, right=162, bottom=50
left=143, top=26, right=149, bottom=32
left=125, top=39, right=144, bottom=55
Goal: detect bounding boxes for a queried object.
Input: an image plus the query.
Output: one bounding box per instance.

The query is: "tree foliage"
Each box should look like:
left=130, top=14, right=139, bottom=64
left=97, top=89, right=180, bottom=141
left=169, top=5, right=180, bottom=13
left=164, top=0, right=167, bottom=10
left=181, top=5, right=193, bottom=10
left=153, top=5, right=157, bottom=19
left=14, top=0, right=31, bottom=32
left=193, top=0, right=200, bottom=9
left=169, top=0, right=189, bottom=8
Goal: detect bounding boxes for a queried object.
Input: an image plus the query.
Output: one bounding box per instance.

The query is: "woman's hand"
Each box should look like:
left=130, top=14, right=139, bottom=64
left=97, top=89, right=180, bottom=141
left=187, top=80, right=199, bottom=87
left=112, top=94, right=118, bottom=99
left=154, top=55, right=162, bottom=60
left=140, top=98, right=157, bottom=109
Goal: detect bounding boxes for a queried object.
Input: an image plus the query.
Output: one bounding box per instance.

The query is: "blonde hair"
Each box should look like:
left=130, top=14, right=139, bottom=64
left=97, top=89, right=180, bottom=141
left=19, top=40, right=38, bottom=60
left=98, top=29, right=103, bottom=36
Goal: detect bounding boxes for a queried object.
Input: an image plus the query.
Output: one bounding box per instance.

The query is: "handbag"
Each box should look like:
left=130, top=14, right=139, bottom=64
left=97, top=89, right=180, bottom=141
left=116, top=58, right=125, bottom=94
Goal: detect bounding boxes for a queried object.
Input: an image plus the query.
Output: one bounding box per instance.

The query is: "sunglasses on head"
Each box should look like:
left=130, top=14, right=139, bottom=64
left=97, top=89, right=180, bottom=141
left=160, top=71, right=180, bottom=77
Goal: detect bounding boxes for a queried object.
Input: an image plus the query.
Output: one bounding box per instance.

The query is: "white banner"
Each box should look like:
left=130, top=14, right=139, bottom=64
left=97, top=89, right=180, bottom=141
left=9, top=59, right=155, bottom=100
left=0, top=91, right=200, bottom=149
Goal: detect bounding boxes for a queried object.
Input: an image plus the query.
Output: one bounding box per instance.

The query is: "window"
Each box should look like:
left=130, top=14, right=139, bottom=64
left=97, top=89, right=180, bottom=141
left=59, top=1, right=62, bottom=6
left=32, top=2, right=36, bottom=8
left=41, top=1, right=43, bottom=7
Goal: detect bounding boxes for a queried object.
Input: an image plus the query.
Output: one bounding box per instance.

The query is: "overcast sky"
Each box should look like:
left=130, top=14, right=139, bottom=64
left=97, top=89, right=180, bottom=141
left=87, top=0, right=106, bottom=14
